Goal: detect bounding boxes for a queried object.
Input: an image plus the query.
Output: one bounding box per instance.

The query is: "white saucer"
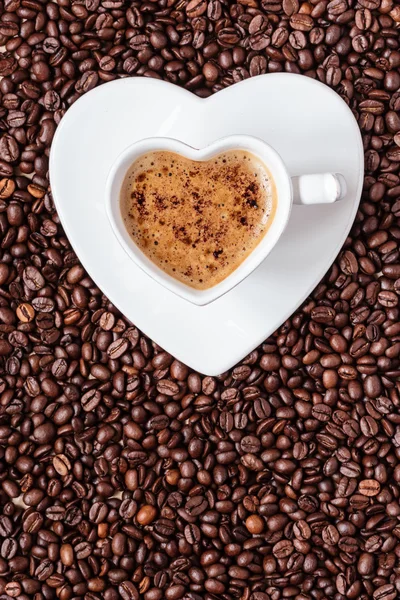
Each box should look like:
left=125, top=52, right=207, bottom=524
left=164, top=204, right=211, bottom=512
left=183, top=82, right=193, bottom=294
left=50, top=74, right=363, bottom=376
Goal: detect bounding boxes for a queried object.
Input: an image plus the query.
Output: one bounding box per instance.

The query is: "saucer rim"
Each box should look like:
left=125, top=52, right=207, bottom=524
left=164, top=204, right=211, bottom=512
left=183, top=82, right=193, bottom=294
left=49, top=73, right=364, bottom=375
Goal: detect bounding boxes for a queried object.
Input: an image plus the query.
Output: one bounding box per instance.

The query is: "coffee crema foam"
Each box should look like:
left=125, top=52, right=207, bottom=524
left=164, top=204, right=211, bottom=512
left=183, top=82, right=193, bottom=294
left=120, top=150, right=277, bottom=290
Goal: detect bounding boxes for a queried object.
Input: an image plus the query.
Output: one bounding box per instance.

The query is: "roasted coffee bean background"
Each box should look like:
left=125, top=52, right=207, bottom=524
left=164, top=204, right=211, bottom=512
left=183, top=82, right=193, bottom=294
left=0, top=1, right=400, bottom=600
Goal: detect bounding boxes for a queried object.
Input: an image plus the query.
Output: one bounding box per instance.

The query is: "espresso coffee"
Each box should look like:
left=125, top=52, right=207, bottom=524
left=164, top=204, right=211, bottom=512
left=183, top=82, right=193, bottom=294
left=120, top=150, right=277, bottom=289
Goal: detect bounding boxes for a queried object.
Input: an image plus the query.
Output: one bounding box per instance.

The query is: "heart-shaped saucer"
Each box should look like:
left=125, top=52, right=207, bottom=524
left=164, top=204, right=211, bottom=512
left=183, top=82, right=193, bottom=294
left=49, top=74, right=363, bottom=375
left=105, top=135, right=291, bottom=306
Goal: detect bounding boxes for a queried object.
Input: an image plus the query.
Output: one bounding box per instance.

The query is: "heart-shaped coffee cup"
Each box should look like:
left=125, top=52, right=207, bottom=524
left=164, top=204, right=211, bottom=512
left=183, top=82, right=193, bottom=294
left=106, top=134, right=346, bottom=306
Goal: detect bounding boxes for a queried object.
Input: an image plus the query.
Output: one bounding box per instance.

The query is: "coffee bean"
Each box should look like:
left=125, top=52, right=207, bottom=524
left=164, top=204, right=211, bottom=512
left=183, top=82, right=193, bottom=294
left=373, top=584, right=397, bottom=600
left=360, top=415, right=378, bottom=437
left=23, top=266, right=45, bottom=291
left=0, top=178, right=15, bottom=198
left=136, top=505, right=157, bottom=525
left=241, top=453, right=263, bottom=471
left=290, top=13, right=314, bottom=31
left=4, top=581, right=21, bottom=598
left=119, top=581, right=140, bottom=600
left=322, top=524, right=340, bottom=545
left=35, top=559, right=54, bottom=581
left=240, top=435, right=261, bottom=453
left=312, top=403, right=332, bottom=421
left=15, top=303, right=35, bottom=322
left=1, top=538, right=18, bottom=560
left=75, top=541, right=92, bottom=559
left=186, top=496, right=208, bottom=516
left=0, top=135, right=19, bottom=163
left=186, top=0, right=207, bottom=18
left=52, top=454, right=71, bottom=476
left=89, top=501, right=109, bottom=523
left=293, top=520, right=311, bottom=540
left=107, top=337, right=129, bottom=358
left=245, top=515, right=264, bottom=534
left=59, top=544, right=74, bottom=567
left=156, top=379, right=179, bottom=396
left=22, top=511, right=43, bottom=533
left=311, top=306, right=336, bottom=323
left=359, top=479, right=381, bottom=496
left=81, top=388, right=102, bottom=411
left=184, top=523, right=201, bottom=543
left=273, top=540, right=294, bottom=558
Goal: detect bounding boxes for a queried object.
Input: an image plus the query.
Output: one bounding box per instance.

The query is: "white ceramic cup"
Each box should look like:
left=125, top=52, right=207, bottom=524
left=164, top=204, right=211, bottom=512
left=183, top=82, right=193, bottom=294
left=105, top=134, right=346, bottom=306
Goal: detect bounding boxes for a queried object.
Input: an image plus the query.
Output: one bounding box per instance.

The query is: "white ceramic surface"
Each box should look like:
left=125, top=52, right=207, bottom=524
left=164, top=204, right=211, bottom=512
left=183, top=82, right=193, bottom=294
left=106, top=135, right=346, bottom=306
left=50, top=74, right=364, bottom=376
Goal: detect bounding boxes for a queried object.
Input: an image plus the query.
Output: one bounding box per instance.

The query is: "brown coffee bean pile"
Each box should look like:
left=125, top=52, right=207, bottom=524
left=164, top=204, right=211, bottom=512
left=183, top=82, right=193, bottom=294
left=1, top=1, right=400, bottom=599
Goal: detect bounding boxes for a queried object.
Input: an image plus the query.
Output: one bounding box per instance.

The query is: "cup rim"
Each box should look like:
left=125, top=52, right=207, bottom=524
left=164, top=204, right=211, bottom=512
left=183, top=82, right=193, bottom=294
left=105, top=134, right=292, bottom=306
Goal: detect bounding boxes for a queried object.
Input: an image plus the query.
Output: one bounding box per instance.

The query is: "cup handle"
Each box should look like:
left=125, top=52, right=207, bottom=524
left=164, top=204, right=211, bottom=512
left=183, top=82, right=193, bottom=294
left=291, top=173, right=347, bottom=205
